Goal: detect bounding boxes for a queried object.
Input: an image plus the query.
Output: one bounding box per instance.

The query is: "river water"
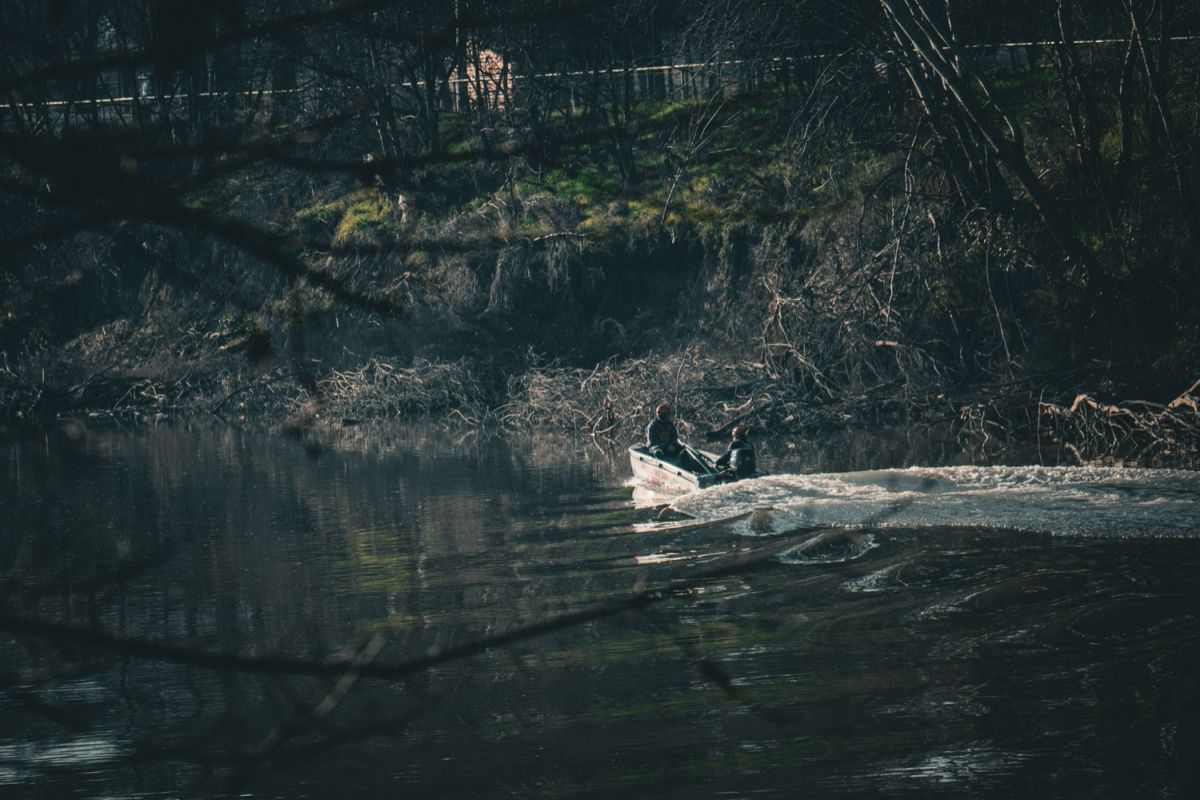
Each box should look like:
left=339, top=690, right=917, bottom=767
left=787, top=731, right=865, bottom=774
left=1, top=422, right=1198, bottom=798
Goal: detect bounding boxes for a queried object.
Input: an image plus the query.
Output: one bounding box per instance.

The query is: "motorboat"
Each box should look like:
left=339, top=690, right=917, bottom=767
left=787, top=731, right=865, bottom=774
left=627, top=443, right=723, bottom=492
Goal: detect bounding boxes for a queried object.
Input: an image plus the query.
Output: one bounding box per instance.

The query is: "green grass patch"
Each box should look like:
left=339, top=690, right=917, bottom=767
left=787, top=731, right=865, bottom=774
left=291, top=90, right=876, bottom=247
left=332, top=188, right=398, bottom=244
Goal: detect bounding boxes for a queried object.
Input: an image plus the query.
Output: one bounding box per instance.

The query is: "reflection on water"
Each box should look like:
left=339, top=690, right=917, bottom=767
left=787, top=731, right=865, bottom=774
left=1, top=422, right=1198, bottom=798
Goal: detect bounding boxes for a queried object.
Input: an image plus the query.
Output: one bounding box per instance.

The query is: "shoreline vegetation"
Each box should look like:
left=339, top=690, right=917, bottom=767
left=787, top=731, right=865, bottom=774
left=2, top=3, right=1199, bottom=465
left=3, top=345, right=1199, bottom=467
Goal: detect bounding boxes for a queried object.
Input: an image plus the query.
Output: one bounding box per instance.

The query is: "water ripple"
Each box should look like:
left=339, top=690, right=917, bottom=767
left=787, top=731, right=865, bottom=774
left=671, top=466, right=1200, bottom=538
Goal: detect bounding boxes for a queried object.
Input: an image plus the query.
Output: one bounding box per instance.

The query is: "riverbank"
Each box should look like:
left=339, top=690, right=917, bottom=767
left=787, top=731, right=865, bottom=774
left=4, top=332, right=1199, bottom=469
left=4, top=79, right=1198, bottom=463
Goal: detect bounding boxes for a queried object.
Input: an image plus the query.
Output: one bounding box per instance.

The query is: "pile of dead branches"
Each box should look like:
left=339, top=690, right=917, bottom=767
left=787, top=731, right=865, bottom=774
left=317, top=358, right=488, bottom=422
left=498, top=346, right=852, bottom=441
left=1, top=369, right=218, bottom=420
left=1039, top=379, right=1200, bottom=463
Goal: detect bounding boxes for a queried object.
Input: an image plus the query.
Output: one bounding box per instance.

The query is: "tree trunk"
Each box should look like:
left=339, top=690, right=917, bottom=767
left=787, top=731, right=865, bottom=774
left=880, top=0, right=1110, bottom=301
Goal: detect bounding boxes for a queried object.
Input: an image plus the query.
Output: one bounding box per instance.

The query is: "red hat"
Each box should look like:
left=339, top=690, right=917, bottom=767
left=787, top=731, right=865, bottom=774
left=655, top=402, right=672, bottom=416
left=732, top=425, right=748, bottom=438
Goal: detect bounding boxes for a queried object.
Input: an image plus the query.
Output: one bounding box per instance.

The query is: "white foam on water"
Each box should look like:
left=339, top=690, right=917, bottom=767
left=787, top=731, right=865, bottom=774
left=0, top=734, right=125, bottom=784
left=875, top=744, right=1031, bottom=785
left=669, top=466, right=1200, bottom=538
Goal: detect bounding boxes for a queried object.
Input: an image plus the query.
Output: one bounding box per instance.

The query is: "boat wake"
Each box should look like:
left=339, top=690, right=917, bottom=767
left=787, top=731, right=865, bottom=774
left=668, top=465, right=1200, bottom=538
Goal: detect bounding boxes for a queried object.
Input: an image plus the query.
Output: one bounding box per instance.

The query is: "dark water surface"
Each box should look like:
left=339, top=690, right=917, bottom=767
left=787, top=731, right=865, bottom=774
left=2, top=422, right=1199, bottom=799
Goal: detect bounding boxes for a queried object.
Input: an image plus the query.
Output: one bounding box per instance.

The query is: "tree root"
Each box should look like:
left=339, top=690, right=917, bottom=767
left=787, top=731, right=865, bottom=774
left=1039, top=379, right=1200, bottom=464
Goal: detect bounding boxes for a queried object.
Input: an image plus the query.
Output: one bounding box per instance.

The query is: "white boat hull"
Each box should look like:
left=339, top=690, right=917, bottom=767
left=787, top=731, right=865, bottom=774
left=628, top=445, right=722, bottom=492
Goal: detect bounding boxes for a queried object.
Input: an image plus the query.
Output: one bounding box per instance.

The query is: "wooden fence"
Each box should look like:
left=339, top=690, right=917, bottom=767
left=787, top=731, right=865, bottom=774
left=3, top=37, right=1198, bottom=132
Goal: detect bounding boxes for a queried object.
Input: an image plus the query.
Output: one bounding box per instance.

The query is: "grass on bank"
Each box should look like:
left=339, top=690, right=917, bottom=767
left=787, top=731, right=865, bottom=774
left=291, top=91, right=840, bottom=249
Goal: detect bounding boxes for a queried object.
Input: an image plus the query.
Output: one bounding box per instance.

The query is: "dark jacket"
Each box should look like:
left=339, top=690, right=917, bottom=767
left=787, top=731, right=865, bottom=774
left=716, top=438, right=756, bottom=478
left=646, top=417, right=680, bottom=455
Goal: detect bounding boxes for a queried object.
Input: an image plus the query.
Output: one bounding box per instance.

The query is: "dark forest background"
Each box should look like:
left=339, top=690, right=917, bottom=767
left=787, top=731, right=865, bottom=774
left=2, top=0, right=1199, bottom=455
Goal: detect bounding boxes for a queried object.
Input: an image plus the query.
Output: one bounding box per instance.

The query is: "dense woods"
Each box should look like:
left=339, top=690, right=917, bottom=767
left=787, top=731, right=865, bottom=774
left=2, top=0, right=1199, bottom=459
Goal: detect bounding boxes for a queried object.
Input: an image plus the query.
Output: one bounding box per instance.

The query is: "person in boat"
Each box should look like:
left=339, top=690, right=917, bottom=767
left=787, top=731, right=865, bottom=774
left=646, top=402, right=682, bottom=460
left=647, top=402, right=708, bottom=473
left=715, top=425, right=756, bottom=480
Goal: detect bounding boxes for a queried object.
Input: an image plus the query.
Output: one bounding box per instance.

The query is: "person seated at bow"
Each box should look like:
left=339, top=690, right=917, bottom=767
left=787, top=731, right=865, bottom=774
left=646, top=402, right=708, bottom=472
left=715, top=425, right=756, bottom=480
left=646, top=402, right=681, bottom=460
